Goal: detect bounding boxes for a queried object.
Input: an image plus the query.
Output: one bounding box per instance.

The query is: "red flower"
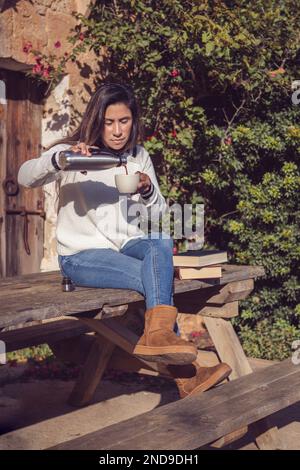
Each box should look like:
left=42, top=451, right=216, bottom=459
left=34, top=56, right=42, bottom=63
left=190, top=331, right=202, bottom=338
left=224, top=136, right=232, bottom=145
left=173, top=246, right=178, bottom=255
left=42, top=69, right=50, bottom=78
left=171, top=129, right=177, bottom=138
left=170, top=69, right=180, bottom=77
left=79, top=33, right=85, bottom=41
left=32, top=64, right=43, bottom=74
left=54, top=41, right=61, bottom=48
left=23, top=41, right=33, bottom=54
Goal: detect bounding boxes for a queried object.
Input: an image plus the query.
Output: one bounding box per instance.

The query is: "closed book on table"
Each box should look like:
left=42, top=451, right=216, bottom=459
left=174, top=265, right=222, bottom=280
left=173, top=249, right=228, bottom=268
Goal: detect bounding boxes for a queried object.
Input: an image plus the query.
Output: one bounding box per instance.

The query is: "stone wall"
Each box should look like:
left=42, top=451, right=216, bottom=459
left=40, top=75, right=71, bottom=272
left=0, top=0, right=97, bottom=102
left=0, top=1, right=95, bottom=62
left=0, top=0, right=99, bottom=271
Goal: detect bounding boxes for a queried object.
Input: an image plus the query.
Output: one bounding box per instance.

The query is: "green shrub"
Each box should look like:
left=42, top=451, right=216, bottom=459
left=7, top=344, right=53, bottom=362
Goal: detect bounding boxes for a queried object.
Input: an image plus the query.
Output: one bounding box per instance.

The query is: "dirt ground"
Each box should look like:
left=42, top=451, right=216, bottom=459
left=0, top=357, right=299, bottom=450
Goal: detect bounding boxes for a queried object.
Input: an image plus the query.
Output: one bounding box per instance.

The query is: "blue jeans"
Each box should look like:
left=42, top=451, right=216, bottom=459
left=58, top=233, right=175, bottom=310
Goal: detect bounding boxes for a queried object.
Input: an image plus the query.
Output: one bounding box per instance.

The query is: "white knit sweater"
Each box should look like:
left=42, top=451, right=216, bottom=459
left=17, top=144, right=168, bottom=255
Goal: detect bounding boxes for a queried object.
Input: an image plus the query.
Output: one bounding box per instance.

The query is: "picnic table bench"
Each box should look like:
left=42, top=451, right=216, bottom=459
left=0, top=264, right=291, bottom=449
left=49, top=358, right=300, bottom=450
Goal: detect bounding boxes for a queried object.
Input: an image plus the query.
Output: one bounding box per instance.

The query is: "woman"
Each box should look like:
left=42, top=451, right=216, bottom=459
left=18, top=83, right=231, bottom=394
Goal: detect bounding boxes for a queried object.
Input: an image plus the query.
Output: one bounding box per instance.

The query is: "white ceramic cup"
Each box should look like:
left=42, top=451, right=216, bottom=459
left=115, top=174, right=140, bottom=194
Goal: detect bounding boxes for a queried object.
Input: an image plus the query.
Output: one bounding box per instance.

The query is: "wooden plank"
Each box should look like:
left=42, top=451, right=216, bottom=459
left=5, top=69, right=44, bottom=276
left=198, top=301, right=239, bottom=318
left=68, top=309, right=130, bottom=407
left=78, top=317, right=138, bottom=355
left=210, top=427, right=248, bottom=448
left=206, top=279, right=254, bottom=304
left=0, top=318, right=92, bottom=352
left=0, top=265, right=264, bottom=329
left=195, top=349, right=220, bottom=367
left=203, top=316, right=280, bottom=448
left=68, top=334, right=116, bottom=407
left=203, top=316, right=252, bottom=447
left=0, top=72, right=7, bottom=278
left=108, top=347, right=167, bottom=377
left=252, top=419, right=283, bottom=450
left=0, top=288, right=143, bottom=329
left=49, top=359, right=300, bottom=450
left=176, top=298, right=240, bottom=318
left=173, top=279, right=253, bottom=314
left=203, top=317, right=252, bottom=379
left=197, top=348, right=245, bottom=448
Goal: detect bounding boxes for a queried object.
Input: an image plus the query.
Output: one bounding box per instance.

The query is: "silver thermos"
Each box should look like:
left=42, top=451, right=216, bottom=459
left=57, top=148, right=127, bottom=171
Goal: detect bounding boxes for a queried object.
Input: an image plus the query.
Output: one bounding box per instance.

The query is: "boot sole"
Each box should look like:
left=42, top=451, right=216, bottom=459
left=133, top=344, right=198, bottom=365
left=184, top=365, right=232, bottom=397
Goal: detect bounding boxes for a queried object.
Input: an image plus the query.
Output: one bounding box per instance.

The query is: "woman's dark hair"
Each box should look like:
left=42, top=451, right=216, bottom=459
left=46, top=82, right=142, bottom=152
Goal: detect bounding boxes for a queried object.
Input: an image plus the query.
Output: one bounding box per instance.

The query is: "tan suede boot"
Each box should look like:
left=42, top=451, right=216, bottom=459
left=133, top=305, right=198, bottom=365
left=167, top=361, right=232, bottom=398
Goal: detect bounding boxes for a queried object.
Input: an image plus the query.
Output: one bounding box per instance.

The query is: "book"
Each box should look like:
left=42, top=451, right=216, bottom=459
left=173, top=249, right=228, bottom=267
left=174, top=265, right=223, bottom=280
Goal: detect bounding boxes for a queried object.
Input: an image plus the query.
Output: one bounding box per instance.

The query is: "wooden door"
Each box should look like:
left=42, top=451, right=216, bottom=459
left=0, top=69, right=44, bottom=277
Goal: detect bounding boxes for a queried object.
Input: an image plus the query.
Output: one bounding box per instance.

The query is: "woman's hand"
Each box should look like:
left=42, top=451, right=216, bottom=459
left=135, top=171, right=152, bottom=195
left=70, top=142, right=92, bottom=157
left=70, top=142, right=92, bottom=175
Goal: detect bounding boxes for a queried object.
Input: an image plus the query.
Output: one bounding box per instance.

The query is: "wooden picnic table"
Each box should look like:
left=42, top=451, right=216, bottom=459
left=0, top=264, right=282, bottom=449
left=0, top=264, right=263, bottom=327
